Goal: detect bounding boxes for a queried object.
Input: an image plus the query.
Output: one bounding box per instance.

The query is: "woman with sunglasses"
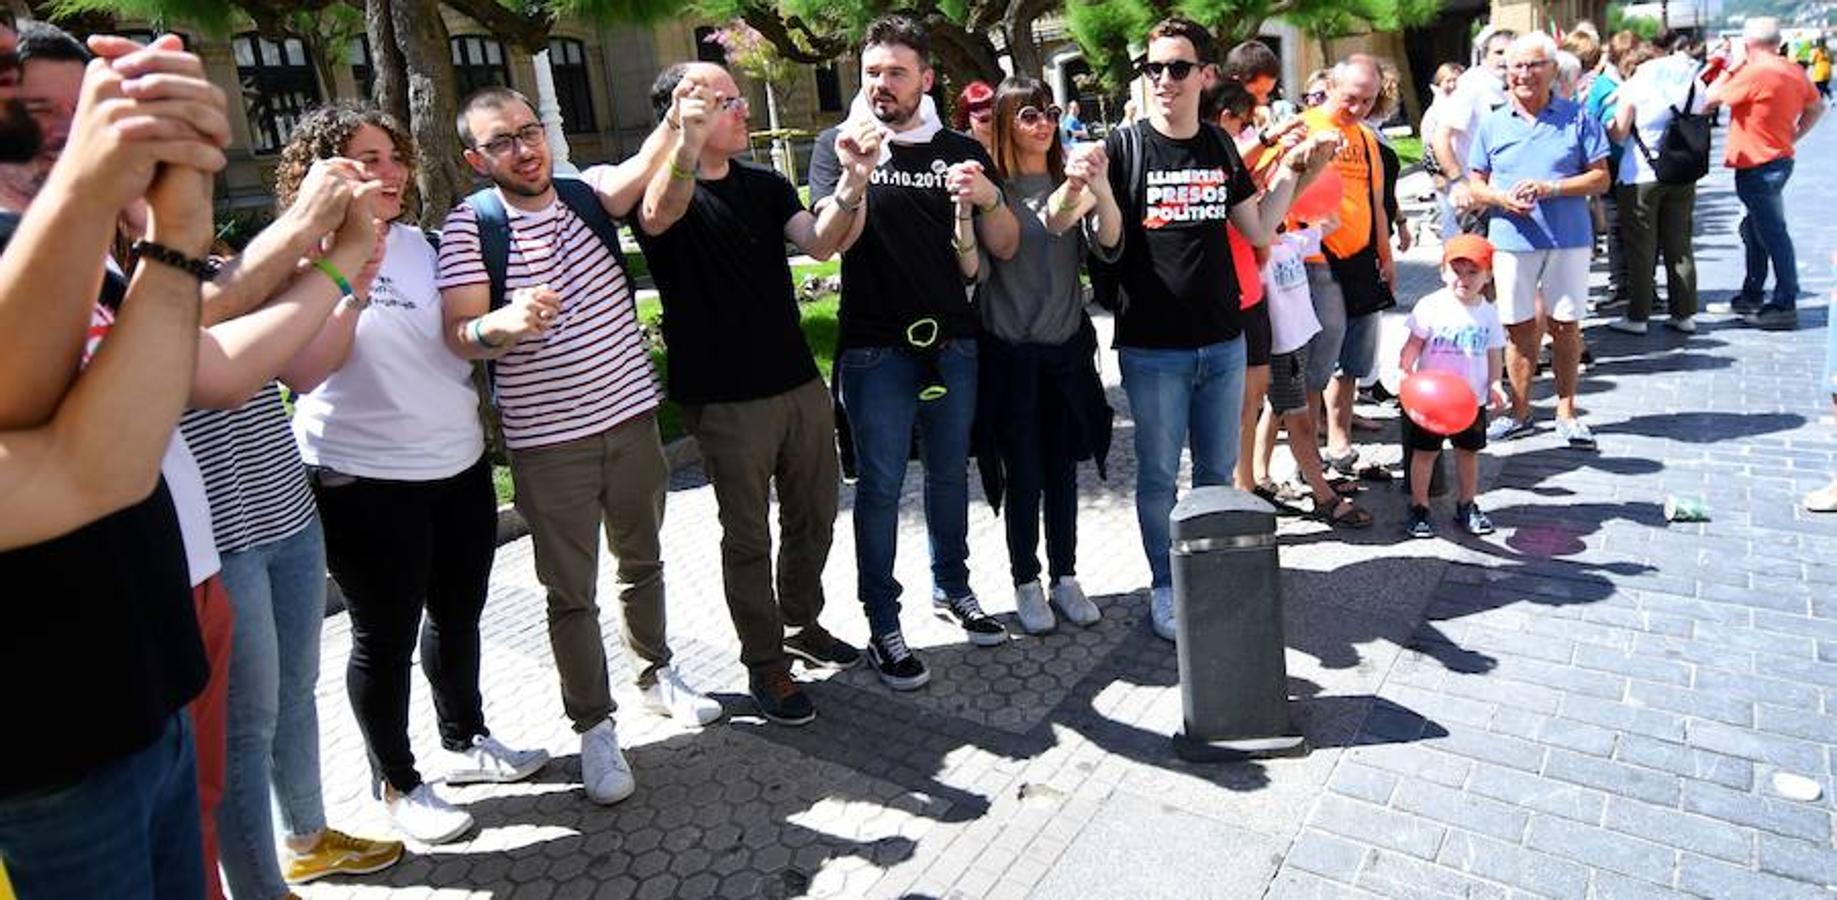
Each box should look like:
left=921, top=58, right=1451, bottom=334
left=281, top=102, right=548, bottom=846
left=978, top=77, right=1123, bottom=634
left=954, top=80, right=996, bottom=151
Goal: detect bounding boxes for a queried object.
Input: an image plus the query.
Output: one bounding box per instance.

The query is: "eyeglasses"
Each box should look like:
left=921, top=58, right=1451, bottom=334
left=718, top=96, right=749, bottom=115
left=1137, top=60, right=1199, bottom=82
left=478, top=123, right=546, bottom=157
left=1304, top=90, right=1328, bottom=106
left=1508, top=60, right=1551, bottom=72
left=1015, top=106, right=1059, bottom=127
left=967, top=103, right=993, bottom=121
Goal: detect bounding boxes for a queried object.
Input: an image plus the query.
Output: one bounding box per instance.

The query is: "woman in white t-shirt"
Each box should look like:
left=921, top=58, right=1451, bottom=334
left=1606, top=48, right=1706, bottom=334
left=280, top=103, right=547, bottom=846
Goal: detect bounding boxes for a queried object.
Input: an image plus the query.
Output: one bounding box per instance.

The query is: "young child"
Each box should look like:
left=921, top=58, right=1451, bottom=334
left=1399, top=234, right=1508, bottom=538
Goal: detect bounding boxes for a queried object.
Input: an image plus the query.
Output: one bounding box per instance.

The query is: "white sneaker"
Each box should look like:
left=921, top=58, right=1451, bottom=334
left=640, top=666, right=723, bottom=727
left=1606, top=318, right=1647, bottom=334
left=580, top=720, right=636, bottom=806
left=1666, top=316, right=1697, bottom=334
left=384, top=784, right=473, bottom=845
left=1050, top=576, right=1102, bottom=627
left=1013, top=581, right=1055, bottom=635
left=437, top=735, right=549, bottom=785
left=1150, top=586, right=1177, bottom=643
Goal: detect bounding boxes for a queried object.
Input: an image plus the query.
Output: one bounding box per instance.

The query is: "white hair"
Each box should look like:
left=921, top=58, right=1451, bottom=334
left=1508, top=31, right=1560, bottom=64
left=1556, top=50, right=1582, bottom=84
left=1743, top=17, right=1781, bottom=46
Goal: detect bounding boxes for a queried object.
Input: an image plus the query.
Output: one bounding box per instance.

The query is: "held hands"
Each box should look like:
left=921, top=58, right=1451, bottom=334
left=493, top=285, right=563, bottom=341
left=350, top=226, right=388, bottom=300
left=672, top=77, right=717, bottom=154
left=289, top=158, right=368, bottom=235
left=835, top=118, right=884, bottom=184
left=1286, top=130, right=1341, bottom=174
left=1265, top=116, right=1308, bottom=152
left=1063, top=143, right=1111, bottom=199
left=946, top=160, right=999, bottom=212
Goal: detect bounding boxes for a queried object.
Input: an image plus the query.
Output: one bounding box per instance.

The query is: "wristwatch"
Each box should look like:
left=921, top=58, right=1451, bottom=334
left=1259, top=129, right=1278, bottom=148
left=340, top=292, right=370, bottom=311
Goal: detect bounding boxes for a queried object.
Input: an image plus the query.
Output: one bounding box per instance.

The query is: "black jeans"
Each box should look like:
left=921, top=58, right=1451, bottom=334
left=312, top=456, right=496, bottom=793
left=986, top=334, right=1082, bottom=585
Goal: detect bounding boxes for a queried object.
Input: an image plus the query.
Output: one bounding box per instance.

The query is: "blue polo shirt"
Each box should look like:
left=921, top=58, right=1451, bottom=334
left=1468, top=96, right=1609, bottom=251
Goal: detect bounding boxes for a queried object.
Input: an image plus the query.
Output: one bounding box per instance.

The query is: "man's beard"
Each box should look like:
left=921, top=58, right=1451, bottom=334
left=0, top=99, right=42, bottom=164
left=498, top=171, right=551, bottom=198
left=871, top=91, right=917, bottom=126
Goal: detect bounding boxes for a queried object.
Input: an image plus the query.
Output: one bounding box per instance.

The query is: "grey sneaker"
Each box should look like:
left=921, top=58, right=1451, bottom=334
left=1665, top=316, right=1697, bottom=334
left=1606, top=319, right=1647, bottom=335
left=1150, top=586, right=1176, bottom=642
left=1049, top=576, right=1102, bottom=627
left=1744, top=307, right=1799, bottom=331
left=1554, top=417, right=1596, bottom=449
left=1013, top=581, right=1056, bottom=635
left=1485, top=415, right=1532, bottom=442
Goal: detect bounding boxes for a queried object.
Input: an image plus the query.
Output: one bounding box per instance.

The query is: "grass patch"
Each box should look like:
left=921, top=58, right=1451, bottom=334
left=1393, top=135, right=1425, bottom=168
left=493, top=465, right=515, bottom=507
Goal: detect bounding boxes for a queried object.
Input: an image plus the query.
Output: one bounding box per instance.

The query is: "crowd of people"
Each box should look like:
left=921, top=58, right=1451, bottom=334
left=0, top=7, right=1832, bottom=900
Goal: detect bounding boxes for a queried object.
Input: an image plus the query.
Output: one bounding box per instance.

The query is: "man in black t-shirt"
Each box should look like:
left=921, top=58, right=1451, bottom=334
left=634, top=61, right=876, bottom=725
left=808, top=15, right=1020, bottom=690
left=1104, top=18, right=1308, bottom=643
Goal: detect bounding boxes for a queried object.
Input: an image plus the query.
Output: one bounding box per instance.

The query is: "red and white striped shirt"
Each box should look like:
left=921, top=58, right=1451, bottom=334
left=436, top=192, right=659, bottom=451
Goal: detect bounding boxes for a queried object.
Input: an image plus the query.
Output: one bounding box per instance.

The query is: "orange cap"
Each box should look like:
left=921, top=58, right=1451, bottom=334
left=1442, top=233, right=1494, bottom=270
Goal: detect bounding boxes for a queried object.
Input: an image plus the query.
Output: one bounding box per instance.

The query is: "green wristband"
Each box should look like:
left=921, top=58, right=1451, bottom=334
left=312, top=258, right=355, bottom=297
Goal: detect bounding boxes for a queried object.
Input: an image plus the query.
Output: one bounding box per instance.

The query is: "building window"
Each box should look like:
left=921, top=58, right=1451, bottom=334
left=451, top=36, right=511, bottom=99
left=548, top=38, right=596, bottom=133
left=233, top=33, right=322, bottom=155
left=352, top=36, right=375, bottom=98
left=115, top=29, right=189, bottom=50
left=814, top=63, right=843, bottom=113
left=693, top=26, right=726, bottom=64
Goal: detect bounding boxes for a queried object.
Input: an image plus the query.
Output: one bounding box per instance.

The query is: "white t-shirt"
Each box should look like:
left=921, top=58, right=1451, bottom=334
left=1405, top=288, right=1507, bottom=404
left=161, top=432, right=221, bottom=587
left=1441, top=69, right=1508, bottom=174
left=1616, top=55, right=1708, bottom=186
left=294, top=224, right=485, bottom=480
left=1264, top=228, right=1324, bottom=355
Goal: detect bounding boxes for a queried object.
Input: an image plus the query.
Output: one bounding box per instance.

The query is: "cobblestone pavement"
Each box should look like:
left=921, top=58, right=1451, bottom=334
left=298, top=127, right=1837, bottom=899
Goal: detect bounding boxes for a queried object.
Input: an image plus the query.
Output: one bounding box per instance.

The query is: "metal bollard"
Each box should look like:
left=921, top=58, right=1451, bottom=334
left=1168, top=486, right=1308, bottom=762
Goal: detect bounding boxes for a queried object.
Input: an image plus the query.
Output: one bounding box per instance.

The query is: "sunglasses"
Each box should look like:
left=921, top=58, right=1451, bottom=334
left=1304, top=90, right=1328, bottom=106
left=1016, top=105, right=1059, bottom=127
left=1137, top=60, right=1200, bottom=82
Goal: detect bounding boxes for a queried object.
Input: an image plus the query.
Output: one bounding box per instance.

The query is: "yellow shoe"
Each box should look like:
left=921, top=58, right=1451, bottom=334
left=283, top=828, right=404, bottom=884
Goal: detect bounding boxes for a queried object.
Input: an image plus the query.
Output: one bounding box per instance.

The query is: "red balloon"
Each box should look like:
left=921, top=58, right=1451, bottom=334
left=1401, top=370, right=1480, bottom=436
left=1289, top=165, right=1343, bottom=223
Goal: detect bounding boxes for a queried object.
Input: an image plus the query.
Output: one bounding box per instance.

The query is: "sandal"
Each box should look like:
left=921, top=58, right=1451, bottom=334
left=1253, top=482, right=1306, bottom=516
left=1309, top=495, right=1373, bottom=529
left=1351, top=414, right=1383, bottom=433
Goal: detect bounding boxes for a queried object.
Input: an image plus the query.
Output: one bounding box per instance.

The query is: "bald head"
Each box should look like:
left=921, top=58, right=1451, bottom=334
left=1327, top=58, right=1379, bottom=125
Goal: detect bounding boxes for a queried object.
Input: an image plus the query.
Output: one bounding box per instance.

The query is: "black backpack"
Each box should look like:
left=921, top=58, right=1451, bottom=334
left=1632, top=80, right=1712, bottom=185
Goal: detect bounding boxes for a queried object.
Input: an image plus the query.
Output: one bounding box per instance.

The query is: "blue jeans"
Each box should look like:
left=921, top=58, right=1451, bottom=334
left=216, top=520, right=329, bottom=900
left=1120, top=338, right=1247, bottom=589
left=1735, top=158, right=1799, bottom=310
left=839, top=339, right=978, bottom=637
left=0, top=715, right=202, bottom=900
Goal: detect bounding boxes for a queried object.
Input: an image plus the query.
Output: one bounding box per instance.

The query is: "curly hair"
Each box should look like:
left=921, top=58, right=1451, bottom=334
left=273, top=101, right=418, bottom=220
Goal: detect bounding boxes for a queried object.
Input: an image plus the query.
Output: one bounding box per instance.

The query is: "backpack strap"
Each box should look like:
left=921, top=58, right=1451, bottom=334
left=461, top=187, right=511, bottom=311
left=552, top=176, right=627, bottom=268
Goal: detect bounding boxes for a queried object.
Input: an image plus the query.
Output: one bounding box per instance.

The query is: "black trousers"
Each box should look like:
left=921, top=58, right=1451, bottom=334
left=312, top=455, right=496, bottom=793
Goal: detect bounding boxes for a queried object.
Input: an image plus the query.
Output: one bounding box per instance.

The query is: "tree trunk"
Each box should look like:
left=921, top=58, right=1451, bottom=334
left=1002, top=0, right=1058, bottom=82
left=388, top=0, right=471, bottom=226
left=365, top=0, right=410, bottom=127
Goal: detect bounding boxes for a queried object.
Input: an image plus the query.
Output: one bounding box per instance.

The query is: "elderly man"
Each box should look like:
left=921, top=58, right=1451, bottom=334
left=1436, top=26, right=1516, bottom=237
left=1707, top=17, right=1824, bottom=331
left=1466, top=31, right=1610, bottom=449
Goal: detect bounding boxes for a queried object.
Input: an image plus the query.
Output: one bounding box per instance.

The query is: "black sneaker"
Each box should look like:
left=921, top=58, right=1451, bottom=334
left=783, top=627, right=862, bottom=670
left=1455, top=501, right=1495, bottom=536
left=1406, top=505, right=1436, bottom=539
left=1744, top=307, right=1799, bottom=331
left=867, top=632, right=930, bottom=691
left=932, top=592, right=1008, bottom=647
left=749, top=669, right=816, bottom=726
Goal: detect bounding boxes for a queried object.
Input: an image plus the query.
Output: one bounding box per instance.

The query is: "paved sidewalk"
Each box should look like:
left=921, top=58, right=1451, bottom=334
left=297, top=131, right=1837, bottom=899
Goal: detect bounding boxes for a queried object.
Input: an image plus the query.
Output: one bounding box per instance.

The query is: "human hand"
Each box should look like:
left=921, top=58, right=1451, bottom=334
left=1299, top=131, right=1341, bottom=173
left=492, top=285, right=563, bottom=340
left=56, top=39, right=229, bottom=218
left=327, top=178, right=386, bottom=261
left=1489, top=384, right=1510, bottom=411
left=1379, top=255, right=1396, bottom=286
left=1397, top=217, right=1414, bottom=253
left=350, top=224, right=388, bottom=299
left=287, top=157, right=365, bottom=234
left=672, top=77, right=715, bottom=153
left=1064, top=143, right=1109, bottom=198
left=835, top=117, right=883, bottom=184
left=946, top=160, right=999, bottom=211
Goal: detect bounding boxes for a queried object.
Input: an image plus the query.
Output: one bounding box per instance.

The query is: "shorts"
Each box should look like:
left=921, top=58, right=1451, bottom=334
left=1244, top=300, right=1272, bottom=367
left=1494, top=247, right=1590, bottom=326
left=1267, top=348, right=1310, bottom=414
left=1404, top=404, right=1487, bottom=453
left=1303, top=263, right=1382, bottom=390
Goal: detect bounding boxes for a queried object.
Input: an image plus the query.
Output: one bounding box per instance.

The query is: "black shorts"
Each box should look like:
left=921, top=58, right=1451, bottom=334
left=1267, top=348, right=1310, bottom=414
left=1245, top=300, right=1272, bottom=367
left=1404, top=404, right=1487, bottom=453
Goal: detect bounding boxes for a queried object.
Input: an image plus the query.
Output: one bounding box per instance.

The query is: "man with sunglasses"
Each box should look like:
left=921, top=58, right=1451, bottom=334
left=629, top=60, right=875, bottom=725
left=808, top=15, right=1020, bottom=689
left=1103, top=17, right=1310, bottom=642
left=438, top=86, right=723, bottom=807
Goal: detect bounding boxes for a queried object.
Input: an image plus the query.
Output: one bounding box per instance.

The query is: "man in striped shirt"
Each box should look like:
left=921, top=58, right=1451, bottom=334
left=437, top=86, right=721, bottom=808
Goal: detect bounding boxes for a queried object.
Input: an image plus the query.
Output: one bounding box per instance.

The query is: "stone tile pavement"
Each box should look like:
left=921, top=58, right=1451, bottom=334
left=296, top=128, right=1837, bottom=899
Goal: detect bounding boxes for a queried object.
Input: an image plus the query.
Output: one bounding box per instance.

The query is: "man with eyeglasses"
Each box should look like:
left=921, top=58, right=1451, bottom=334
left=437, top=86, right=722, bottom=807
left=629, top=60, right=874, bottom=725
left=1436, top=26, right=1517, bottom=237
left=1464, top=31, right=1610, bottom=449
left=1103, top=16, right=1308, bottom=642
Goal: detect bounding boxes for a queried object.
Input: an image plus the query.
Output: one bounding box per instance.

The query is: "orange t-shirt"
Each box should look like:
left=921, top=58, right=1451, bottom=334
left=1721, top=53, right=1819, bottom=169
left=1290, top=106, right=1379, bottom=261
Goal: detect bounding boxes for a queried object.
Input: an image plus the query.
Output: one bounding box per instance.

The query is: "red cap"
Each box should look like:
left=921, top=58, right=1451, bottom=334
left=1442, top=233, right=1494, bottom=270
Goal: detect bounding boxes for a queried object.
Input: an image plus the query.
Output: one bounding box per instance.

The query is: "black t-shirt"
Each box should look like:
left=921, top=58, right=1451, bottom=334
left=1106, top=123, right=1258, bottom=349
left=633, top=161, right=820, bottom=404
left=809, top=126, right=993, bottom=349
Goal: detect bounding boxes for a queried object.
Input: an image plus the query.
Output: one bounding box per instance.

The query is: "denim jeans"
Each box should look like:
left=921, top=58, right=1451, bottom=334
left=1735, top=157, right=1799, bottom=310
left=216, top=520, right=329, bottom=900
left=839, top=339, right=978, bottom=637
left=0, top=715, right=203, bottom=900
left=1119, top=338, right=1247, bottom=589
